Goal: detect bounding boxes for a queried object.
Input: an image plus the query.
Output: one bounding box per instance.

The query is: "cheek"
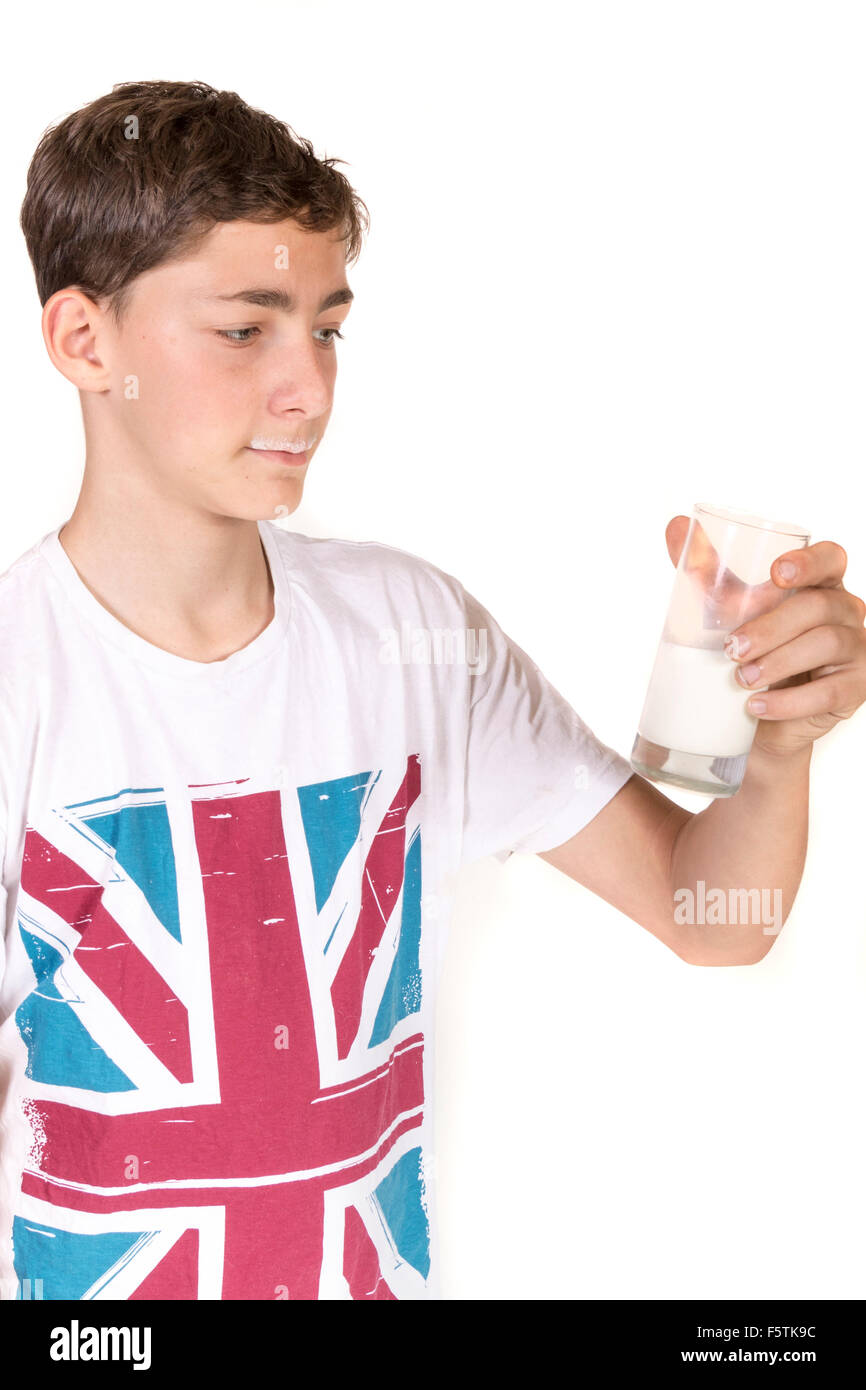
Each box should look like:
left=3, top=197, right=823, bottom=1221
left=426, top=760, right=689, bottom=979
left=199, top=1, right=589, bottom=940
left=132, top=339, right=252, bottom=430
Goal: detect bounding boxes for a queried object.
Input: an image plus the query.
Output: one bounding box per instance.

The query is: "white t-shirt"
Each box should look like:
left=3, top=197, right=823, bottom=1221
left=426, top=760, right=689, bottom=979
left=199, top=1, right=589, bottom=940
left=0, top=518, right=633, bottom=1301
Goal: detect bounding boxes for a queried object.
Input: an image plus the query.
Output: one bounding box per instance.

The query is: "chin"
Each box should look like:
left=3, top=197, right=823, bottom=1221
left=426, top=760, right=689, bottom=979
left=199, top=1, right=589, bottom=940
left=204, top=487, right=305, bottom=525
left=267, top=496, right=303, bottom=523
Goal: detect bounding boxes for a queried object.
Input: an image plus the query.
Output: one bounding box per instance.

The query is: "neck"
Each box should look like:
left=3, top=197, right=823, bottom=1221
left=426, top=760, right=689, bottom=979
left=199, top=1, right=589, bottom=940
left=57, top=479, right=275, bottom=665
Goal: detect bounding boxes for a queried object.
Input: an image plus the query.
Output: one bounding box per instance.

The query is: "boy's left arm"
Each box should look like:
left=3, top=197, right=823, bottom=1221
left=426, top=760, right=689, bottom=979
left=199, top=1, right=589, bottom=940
left=538, top=531, right=866, bottom=966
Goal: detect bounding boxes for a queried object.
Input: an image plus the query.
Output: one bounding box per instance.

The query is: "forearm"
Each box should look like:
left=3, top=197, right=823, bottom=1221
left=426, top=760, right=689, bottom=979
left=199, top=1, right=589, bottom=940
left=669, top=742, right=812, bottom=965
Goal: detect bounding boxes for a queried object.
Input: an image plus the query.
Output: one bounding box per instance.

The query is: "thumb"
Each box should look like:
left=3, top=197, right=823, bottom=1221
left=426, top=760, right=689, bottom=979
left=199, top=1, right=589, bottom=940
left=665, top=514, right=691, bottom=567
left=662, top=512, right=778, bottom=624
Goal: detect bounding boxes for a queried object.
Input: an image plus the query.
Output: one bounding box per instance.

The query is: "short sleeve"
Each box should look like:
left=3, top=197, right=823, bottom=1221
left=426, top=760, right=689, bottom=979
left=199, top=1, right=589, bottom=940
left=459, top=583, right=634, bottom=867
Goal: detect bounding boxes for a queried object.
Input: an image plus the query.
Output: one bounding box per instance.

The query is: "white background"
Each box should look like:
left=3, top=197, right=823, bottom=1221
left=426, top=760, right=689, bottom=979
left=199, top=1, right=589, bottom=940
left=2, top=0, right=864, bottom=1298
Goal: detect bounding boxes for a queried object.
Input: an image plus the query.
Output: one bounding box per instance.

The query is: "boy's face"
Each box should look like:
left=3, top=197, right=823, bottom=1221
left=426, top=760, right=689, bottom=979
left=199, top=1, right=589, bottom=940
left=85, top=217, right=352, bottom=522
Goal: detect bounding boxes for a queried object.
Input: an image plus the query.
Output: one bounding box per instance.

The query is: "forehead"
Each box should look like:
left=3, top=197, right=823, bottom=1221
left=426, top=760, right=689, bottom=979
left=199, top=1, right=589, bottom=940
left=198, top=217, right=347, bottom=261
left=158, top=217, right=349, bottom=297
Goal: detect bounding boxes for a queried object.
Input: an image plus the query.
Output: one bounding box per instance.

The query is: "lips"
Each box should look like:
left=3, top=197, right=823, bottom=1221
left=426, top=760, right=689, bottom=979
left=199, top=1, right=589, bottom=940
left=248, top=447, right=308, bottom=468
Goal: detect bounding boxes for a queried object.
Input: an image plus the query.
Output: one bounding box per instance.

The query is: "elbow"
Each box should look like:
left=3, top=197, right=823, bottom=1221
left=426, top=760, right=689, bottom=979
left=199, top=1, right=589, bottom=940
left=676, top=932, right=780, bottom=967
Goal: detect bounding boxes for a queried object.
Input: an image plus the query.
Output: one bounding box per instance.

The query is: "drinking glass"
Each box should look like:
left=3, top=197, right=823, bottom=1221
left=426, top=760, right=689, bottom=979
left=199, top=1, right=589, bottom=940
left=630, top=503, right=810, bottom=796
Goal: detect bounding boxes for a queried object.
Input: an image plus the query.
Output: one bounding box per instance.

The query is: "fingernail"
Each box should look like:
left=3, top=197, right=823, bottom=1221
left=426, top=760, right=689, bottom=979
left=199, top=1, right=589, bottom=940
left=739, top=662, right=762, bottom=685
left=777, top=561, right=798, bottom=581
left=725, top=634, right=750, bottom=659
left=748, top=698, right=767, bottom=714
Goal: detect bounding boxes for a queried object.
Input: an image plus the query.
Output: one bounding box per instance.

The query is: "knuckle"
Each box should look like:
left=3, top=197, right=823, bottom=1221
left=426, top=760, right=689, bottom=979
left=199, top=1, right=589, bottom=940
left=822, top=675, right=844, bottom=708
left=819, top=588, right=838, bottom=623
left=823, top=622, right=851, bottom=657
left=840, top=625, right=858, bottom=657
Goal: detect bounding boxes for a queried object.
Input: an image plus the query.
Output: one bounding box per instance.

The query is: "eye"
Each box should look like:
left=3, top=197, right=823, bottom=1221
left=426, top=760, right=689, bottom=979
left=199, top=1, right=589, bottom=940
left=216, top=327, right=261, bottom=343
left=314, top=327, right=345, bottom=346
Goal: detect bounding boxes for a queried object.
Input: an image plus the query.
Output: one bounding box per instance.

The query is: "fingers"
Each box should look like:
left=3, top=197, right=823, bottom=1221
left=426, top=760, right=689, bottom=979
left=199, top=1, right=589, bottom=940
left=727, top=587, right=866, bottom=661
left=733, top=623, right=865, bottom=692
left=743, top=668, right=863, bottom=721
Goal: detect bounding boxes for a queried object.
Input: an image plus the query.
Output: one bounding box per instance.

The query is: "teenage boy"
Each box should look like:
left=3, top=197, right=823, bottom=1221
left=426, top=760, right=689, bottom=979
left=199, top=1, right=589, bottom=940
left=0, top=80, right=864, bottom=1302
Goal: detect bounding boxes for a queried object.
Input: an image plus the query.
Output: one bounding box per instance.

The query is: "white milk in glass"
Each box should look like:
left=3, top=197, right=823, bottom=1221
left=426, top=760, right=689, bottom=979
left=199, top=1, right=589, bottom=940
left=638, top=639, right=758, bottom=758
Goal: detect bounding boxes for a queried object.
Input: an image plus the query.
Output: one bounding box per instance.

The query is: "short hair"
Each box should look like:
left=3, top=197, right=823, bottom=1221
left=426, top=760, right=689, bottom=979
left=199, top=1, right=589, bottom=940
left=20, top=79, right=370, bottom=321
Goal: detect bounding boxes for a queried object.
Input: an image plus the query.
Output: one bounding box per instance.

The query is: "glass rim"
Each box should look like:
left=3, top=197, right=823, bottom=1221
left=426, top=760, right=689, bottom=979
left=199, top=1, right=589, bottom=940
left=694, top=502, right=810, bottom=540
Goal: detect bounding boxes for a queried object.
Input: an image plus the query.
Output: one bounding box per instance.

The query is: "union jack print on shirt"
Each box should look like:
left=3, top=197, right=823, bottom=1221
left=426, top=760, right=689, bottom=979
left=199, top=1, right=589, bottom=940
left=11, top=754, right=430, bottom=1299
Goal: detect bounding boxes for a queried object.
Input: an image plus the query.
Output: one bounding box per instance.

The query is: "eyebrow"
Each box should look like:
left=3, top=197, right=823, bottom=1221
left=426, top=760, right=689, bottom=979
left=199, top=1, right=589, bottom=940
left=208, top=286, right=354, bottom=313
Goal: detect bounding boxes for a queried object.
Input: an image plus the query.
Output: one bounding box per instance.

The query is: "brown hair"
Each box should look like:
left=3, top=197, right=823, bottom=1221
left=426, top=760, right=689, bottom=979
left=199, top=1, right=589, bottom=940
left=20, top=79, right=370, bottom=320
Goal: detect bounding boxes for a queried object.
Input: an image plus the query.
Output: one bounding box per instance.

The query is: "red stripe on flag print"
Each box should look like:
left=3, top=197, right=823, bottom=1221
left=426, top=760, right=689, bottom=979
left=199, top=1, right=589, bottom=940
left=21, top=827, right=193, bottom=1082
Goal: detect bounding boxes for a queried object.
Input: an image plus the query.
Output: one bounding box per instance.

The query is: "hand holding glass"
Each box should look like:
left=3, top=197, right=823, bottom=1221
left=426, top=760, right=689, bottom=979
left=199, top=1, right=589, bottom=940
left=630, top=503, right=811, bottom=797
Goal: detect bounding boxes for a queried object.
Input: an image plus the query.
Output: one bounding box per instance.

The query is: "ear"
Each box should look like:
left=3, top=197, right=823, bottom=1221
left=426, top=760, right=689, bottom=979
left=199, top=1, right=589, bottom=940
left=41, top=288, right=113, bottom=392
left=665, top=514, right=691, bottom=567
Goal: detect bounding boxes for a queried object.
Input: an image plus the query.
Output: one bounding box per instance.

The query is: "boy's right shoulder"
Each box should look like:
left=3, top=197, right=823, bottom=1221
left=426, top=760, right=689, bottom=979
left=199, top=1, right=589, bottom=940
left=0, top=531, right=53, bottom=629
left=0, top=535, right=54, bottom=713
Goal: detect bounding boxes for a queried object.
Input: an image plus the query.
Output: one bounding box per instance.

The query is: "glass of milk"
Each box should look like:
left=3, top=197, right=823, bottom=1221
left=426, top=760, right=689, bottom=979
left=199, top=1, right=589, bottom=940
left=630, top=503, right=810, bottom=796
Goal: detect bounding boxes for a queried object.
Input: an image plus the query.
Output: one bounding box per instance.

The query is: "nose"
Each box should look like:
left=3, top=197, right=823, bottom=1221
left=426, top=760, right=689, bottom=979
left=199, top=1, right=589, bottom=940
left=267, top=332, right=334, bottom=422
